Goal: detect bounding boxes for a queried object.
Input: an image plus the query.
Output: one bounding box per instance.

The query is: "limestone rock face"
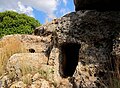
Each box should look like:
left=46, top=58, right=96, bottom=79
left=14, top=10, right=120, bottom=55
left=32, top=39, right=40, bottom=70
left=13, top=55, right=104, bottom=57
left=6, top=53, right=48, bottom=78
left=7, top=53, right=48, bottom=67
left=74, top=0, right=120, bottom=11
left=34, top=10, right=120, bottom=87
left=0, top=34, right=51, bottom=53
left=10, top=81, right=26, bottom=88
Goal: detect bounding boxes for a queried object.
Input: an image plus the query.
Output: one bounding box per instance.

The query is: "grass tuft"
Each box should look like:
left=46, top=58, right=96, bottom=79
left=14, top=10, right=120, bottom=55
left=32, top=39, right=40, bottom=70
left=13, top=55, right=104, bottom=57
left=0, top=36, right=26, bottom=76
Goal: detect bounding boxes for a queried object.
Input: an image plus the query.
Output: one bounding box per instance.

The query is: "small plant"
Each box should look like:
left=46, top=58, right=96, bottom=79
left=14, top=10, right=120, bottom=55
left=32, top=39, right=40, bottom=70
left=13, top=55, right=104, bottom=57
left=38, top=69, right=48, bottom=79
left=112, top=78, right=120, bottom=88
left=21, top=74, right=32, bottom=85
left=19, top=61, right=37, bottom=76
left=37, top=67, right=54, bottom=81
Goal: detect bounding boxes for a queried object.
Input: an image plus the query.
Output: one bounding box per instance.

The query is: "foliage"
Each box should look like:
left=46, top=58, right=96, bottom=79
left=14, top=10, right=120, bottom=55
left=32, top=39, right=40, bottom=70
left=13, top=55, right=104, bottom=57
left=0, top=11, right=41, bottom=38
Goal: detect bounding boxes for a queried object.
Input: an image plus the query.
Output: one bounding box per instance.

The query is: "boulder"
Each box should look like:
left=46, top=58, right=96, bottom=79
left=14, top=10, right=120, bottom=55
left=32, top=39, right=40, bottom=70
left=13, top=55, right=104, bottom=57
left=31, top=79, right=52, bottom=88
left=74, top=0, right=120, bottom=11
left=10, top=81, right=26, bottom=88
left=6, top=53, right=48, bottom=78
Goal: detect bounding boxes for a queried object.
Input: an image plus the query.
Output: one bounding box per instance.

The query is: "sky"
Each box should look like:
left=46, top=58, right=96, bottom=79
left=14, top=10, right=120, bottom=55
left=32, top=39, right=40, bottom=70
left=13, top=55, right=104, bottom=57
left=0, top=0, right=75, bottom=24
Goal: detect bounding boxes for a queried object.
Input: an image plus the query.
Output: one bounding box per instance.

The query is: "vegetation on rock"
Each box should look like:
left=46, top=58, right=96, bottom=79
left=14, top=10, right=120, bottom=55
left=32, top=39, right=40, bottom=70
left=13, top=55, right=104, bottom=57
left=0, top=11, right=41, bottom=38
left=0, top=36, right=27, bottom=76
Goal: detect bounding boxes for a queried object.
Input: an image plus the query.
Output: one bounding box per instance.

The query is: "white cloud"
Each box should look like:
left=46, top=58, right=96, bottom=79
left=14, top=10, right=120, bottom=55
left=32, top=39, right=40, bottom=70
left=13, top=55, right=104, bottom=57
left=0, top=0, right=69, bottom=22
left=0, top=0, right=18, bottom=11
left=19, top=0, right=58, bottom=18
left=17, top=1, right=34, bottom=17
left=0, top=0, right=58, bottom=18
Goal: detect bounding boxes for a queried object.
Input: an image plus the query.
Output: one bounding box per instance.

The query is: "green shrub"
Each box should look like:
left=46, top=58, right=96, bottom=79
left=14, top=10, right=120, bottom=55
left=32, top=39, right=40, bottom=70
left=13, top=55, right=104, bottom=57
left=0, top=11, right=41, bottom=38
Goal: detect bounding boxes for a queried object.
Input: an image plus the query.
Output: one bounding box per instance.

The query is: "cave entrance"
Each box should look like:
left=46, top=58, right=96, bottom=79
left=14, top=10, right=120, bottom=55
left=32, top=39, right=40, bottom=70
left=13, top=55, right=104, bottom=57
left=59, top=43, right=81, bottom=78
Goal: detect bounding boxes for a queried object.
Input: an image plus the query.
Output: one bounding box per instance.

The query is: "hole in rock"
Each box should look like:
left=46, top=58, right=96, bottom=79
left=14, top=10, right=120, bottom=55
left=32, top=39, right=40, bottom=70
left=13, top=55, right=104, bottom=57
left=59, top=43, right=80, bottom=78
left=29, top=48, right=35, bottom=53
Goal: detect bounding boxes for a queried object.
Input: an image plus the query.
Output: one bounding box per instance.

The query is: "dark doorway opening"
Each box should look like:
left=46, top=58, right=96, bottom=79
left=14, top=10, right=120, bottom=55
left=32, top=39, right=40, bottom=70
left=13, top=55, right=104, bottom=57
left=59, top=43, right=80, bottom=78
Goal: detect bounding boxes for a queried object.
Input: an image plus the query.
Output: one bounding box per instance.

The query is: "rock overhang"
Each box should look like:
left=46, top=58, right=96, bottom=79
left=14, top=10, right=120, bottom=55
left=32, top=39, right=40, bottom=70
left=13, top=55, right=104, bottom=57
left=74, top=0, right=120, bottom=11
left=56, top=11, right=120, bottom=46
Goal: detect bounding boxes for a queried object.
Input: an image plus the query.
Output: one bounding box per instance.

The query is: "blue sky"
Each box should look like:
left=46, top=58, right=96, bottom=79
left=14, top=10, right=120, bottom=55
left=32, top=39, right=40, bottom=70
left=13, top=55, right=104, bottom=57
left=0, top=0, right=75, bottom=24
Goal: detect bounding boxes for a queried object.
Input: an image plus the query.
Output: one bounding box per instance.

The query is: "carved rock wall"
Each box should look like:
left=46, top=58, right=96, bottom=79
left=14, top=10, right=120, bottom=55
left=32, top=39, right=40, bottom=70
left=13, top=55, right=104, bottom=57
left=34, top=10, right=120, bottom=87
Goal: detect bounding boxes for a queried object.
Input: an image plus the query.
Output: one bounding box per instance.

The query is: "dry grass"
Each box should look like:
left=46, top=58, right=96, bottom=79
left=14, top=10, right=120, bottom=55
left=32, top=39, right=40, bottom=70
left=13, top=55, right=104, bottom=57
left=19, top=61, right=53, bottom=80
left=19, top=60, right=37, bottom=76
left=0, top=36, right=27, bottom=76
left=21, top=74, right=32, bottom=85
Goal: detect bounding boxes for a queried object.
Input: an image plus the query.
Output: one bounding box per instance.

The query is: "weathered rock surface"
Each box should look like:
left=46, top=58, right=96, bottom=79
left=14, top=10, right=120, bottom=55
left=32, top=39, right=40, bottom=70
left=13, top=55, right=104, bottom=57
left=10, top=81, right=26, bottom=88
left=34, top=10, right=120, bottom=87
left=6, top=53, right=48, bottom=73
left=74, top=0, right=120, bottom=11
left=3, top=34, right=51, bottom=53
left=0, top=53, right=56, bottom=88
